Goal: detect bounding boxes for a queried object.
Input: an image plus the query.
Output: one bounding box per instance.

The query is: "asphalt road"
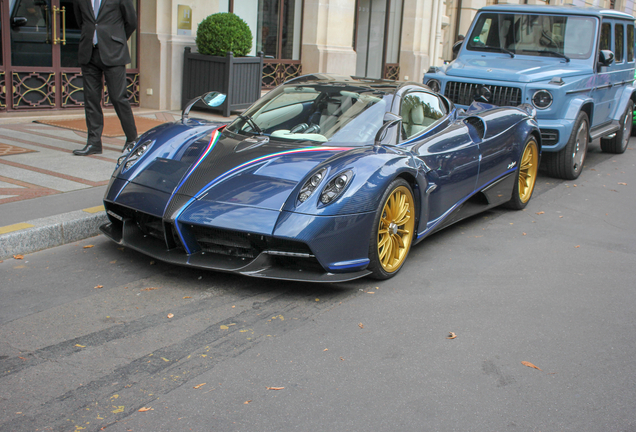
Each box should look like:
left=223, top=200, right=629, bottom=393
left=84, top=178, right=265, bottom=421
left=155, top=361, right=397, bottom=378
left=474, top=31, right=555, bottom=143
left=1, top=140, right=635, bottom=432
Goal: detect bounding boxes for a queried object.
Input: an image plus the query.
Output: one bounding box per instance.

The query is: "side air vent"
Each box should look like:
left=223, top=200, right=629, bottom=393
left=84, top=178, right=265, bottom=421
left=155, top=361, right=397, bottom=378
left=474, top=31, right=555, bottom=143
left=464, top=116, right=486, bottom=140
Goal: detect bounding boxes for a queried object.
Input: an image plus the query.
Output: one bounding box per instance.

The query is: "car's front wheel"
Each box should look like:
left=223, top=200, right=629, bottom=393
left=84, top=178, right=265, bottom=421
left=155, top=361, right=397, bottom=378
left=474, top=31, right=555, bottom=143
left=545, top=111, right=588, bottom=180
left=504, top=136, right=539, bottom=210
left=368, top=179, right=416, bottom=280
left=601, top=100, right=633, bottom=154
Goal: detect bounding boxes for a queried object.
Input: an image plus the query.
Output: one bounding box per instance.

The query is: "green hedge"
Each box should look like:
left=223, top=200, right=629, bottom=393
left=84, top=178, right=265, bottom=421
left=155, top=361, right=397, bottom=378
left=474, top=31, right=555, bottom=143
left=196, top=13, right=253, bottom=57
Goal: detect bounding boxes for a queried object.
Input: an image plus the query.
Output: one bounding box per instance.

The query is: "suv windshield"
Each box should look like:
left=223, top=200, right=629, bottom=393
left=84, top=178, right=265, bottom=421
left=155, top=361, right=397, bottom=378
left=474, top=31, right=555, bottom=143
left=466, top=13, right=597, bottom=60
left=226, top=84, right=390, bottom=145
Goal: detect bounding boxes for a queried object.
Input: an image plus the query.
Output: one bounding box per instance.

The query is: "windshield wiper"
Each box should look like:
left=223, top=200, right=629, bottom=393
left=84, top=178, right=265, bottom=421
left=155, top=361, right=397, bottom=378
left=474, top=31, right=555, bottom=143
left=518, top=49, right=570, bottom=62
left=238, top=114, right=264, bottom=135
left=477, top=45, right=515, bottom=58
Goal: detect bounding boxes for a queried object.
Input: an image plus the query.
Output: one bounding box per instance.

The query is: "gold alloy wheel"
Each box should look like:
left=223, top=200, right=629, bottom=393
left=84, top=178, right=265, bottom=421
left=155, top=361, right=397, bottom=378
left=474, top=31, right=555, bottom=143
left=377, top=185, right=415, bottom=273
left=518, top=140, right=539, bottom=203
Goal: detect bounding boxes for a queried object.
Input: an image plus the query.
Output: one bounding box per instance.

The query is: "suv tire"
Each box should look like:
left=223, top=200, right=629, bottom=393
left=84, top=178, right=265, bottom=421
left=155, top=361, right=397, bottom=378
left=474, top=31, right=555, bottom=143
left=601, top=100, right=633, bottom=154
left=545, top=111, right=588, bottom=180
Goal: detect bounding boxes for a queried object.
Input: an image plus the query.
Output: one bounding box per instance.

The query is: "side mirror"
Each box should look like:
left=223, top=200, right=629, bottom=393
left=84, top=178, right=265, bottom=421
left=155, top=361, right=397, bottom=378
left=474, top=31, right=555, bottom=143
left=374, top=112, right=402, bottom=147
left=181, top=91, right=227, bottom=121
left=452, top=40, right=463, bottom=59
left=11, top=17, right=28, bottom=28
left=598, top=50, right=614, bottom=67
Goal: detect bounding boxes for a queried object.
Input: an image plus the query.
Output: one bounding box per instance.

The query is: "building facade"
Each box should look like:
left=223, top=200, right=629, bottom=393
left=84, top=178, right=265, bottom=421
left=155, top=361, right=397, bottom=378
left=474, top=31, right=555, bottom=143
left=0, top=0, right=634, bottom=113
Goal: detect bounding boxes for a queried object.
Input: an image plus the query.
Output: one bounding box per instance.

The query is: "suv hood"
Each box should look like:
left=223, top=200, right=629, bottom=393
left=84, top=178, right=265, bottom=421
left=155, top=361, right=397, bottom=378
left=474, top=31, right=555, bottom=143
left=444, top=56, right=591, bottom=83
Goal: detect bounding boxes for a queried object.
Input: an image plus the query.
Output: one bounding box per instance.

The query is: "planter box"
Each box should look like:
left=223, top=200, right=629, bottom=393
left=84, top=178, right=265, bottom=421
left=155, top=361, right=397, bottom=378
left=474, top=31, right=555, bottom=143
left=182, top=47, right=263, bottom=117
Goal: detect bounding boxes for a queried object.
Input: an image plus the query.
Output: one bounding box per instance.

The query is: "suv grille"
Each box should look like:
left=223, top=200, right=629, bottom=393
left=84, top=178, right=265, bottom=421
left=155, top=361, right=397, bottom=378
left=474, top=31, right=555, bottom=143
left=444, top=82, right=522, bottom=107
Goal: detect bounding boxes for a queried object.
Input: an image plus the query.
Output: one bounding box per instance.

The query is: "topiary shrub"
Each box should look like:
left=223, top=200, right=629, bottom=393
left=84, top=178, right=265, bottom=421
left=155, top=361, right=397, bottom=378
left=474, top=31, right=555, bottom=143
left=196, top=13, right=253, bottom=57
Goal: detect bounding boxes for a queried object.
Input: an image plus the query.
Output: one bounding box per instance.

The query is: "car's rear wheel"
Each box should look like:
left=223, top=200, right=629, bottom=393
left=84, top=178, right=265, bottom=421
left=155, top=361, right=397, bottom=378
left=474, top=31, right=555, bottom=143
left=601, top=100, right=633, bottom=154
left=545, top=111, right=588, bottom=180
left=368, top=179, right=416, bottom=280
left=504, top=136, right=539, bottom=210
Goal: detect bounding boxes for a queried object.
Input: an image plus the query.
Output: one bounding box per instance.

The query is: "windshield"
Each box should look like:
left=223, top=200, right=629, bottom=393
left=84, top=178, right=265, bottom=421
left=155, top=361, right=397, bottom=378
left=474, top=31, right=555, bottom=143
left=226, top=84, right=390, bottom=145
left=467, top=13, right=598, bottom=60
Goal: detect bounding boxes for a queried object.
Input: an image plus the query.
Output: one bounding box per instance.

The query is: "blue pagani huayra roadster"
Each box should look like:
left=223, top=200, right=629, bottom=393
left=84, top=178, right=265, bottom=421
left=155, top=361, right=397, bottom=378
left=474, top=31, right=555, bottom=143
left=101, top=74, right=541, bottom=282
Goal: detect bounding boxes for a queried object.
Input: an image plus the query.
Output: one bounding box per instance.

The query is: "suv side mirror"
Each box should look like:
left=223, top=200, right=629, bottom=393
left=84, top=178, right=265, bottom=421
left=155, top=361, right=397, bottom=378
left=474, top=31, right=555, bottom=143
left=452, top=40, right=463, bottom=59
left=599, top=50, right=614, bottom=67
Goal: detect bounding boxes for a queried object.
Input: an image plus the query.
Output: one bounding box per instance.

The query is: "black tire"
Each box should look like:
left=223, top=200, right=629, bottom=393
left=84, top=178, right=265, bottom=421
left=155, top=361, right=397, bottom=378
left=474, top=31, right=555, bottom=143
left=368, top=179, right=416, bottom=280
left=545, top=111, right=589, bottom=180
left=601, top=100, right=633, bottom=154
left=504, top=136, right=540, bottom=210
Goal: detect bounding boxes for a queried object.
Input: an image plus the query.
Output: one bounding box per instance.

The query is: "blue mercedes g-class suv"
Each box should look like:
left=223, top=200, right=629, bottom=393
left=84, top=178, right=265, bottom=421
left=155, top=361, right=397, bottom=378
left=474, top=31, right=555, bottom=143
left=425, top=5, right=635, bottom=179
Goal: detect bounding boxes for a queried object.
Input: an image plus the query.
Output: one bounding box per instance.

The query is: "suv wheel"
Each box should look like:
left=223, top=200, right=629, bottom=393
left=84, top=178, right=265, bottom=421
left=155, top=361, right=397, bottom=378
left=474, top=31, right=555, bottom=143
left=601, top=100, right=633, bottom=154
left=545, top=111, right=588, bottom=180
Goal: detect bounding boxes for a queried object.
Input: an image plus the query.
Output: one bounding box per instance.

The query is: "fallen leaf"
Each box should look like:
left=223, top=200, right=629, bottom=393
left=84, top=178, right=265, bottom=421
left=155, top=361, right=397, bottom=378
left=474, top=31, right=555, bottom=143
left=323, top=348, right=328, bottom=351
left=18, top=356, right=27, bottom=360
left=575, top=245, right=580, bottom=248
left=193, top=383, right=206, bottom=389
left=358, top=323, right=364, bottom=329
left=618, top=182, right=627, bottom=185
left=13, top=255, right=24, bottom=260
left=183, top=296, right=191, bottom=299
left=447, top=332, right=457, bottom=339
left=266, top=387, right=284, bottom=390
left=366, top=291, right=375, bottom=294
left=161, top=357, right=170, bottom=362
left=536, top=211, right=545, bottom=215
left=244, top=400, right=252, bottom=404
left=573, top=184, right=577, bottom=187
left=167, top=313, right=174, bottom=319
left=522, top=232, right=526, bottom=236
left=94, top=285, right=103, bottom=289
left=83, top=245, right=94, bottom=249
left=340, top=357, right=345, bottom=361
left=75, top=344, right=86, bottom=348
left=141, top=287, right=159, bottom=291
left=110, top=260, right=117, bottom=264
left=220, top=325, right=229, bottom=330
left=138, top=407, right=153, bottom=412
left=521, top=361, right=542, bottom=371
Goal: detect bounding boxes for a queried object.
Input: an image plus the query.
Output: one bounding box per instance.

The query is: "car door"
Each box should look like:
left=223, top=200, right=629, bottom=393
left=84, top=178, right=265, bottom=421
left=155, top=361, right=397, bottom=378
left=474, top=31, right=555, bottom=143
left=594, top=20, right=621, bottom=127
left=400, top=91, right=480, bottom=224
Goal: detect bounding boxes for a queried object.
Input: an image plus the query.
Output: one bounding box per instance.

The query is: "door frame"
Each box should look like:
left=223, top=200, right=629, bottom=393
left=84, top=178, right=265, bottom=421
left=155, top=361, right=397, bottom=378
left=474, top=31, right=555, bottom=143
left=0, top=0, right=140, bottom=112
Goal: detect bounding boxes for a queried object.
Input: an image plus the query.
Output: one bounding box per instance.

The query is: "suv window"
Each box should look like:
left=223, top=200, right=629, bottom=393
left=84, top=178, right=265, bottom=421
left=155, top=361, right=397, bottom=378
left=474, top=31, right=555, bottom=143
left=628, top=25, right=634, bottom=61
left=600, top=23, right=611, bottom=51
left=467, top=13, right=598, bottom=59
left=615, top=24, right=624, bottom=62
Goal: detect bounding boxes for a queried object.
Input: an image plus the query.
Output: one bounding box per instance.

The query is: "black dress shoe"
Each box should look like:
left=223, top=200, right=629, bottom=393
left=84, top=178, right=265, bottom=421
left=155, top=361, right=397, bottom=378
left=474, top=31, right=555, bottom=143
left=73, top=145, right=102, bottom=156
left=122, top=140, right=136, bottom=153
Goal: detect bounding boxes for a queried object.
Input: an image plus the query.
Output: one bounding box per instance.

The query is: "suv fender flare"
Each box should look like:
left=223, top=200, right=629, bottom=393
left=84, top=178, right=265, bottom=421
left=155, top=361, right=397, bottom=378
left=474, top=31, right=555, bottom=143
left=613, top=86, right=636, bottom=121
left=564, top=97, right=594, bottom=122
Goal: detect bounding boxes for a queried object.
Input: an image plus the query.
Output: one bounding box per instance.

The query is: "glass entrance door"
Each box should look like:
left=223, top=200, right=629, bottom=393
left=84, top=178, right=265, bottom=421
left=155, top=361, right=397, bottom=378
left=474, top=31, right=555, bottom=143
left=1, top=0, right=138, bottom=111
left=355, top=0, right=403, bottom=80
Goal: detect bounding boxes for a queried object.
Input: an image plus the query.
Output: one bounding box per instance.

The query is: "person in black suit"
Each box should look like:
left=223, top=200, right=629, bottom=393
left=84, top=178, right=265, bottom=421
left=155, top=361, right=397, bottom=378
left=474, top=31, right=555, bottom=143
left=73, top=0, right=138, bottom=156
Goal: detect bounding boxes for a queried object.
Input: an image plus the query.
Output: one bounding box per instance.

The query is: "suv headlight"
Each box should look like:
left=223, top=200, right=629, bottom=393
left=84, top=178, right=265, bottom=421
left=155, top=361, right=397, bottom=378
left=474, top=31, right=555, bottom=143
left=320, top=170, right=353, bottom=205
left=532, top=90, right=553, bottom=109
left=426, top=79, right=441, bottom=93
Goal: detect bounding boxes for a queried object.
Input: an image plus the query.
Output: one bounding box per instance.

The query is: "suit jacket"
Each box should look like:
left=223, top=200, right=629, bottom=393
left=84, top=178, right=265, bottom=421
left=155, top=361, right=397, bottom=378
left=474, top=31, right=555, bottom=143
left=74, top=0, right=137, bottom=66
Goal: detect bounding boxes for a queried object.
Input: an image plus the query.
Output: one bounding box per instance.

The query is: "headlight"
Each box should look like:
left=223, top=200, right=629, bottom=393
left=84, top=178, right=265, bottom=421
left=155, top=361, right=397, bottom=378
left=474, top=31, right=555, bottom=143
left=120, top=140, right=153, bottom=172
left=320, top=170, right=353, bottom=205
left=298, top=168, right=327, bottom=203
left=532, top=90, right=553, bottom=109
left=426, top=79, right=441, bottom=93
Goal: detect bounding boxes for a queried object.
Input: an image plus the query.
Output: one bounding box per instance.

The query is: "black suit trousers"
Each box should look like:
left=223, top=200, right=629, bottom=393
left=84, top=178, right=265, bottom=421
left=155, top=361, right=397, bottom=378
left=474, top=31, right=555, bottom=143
left=82, top=46, right=137, bottom=147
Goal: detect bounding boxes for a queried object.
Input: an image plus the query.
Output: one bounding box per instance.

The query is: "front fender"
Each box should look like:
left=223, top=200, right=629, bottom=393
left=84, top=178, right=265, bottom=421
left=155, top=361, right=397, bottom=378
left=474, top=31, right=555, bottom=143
left=283, top=146, right=421, bottom=217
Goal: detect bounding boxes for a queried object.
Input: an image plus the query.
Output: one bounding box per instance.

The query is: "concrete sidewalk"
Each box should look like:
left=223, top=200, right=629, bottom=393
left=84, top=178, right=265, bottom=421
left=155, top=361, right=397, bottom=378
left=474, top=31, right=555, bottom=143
left=0, top=108, right=232, bottom=259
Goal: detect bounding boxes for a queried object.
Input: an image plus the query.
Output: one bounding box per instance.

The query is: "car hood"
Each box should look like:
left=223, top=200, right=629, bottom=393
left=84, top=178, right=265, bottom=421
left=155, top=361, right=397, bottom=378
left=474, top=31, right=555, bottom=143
left=116, top=126, right=355, bottom=219
left=445, top=56, right=590, bottom=83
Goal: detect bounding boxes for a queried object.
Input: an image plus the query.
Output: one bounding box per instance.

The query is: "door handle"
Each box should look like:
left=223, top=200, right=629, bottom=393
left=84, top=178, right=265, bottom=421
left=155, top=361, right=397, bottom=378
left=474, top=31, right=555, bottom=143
left=53, top=6, right=66, bottom=45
